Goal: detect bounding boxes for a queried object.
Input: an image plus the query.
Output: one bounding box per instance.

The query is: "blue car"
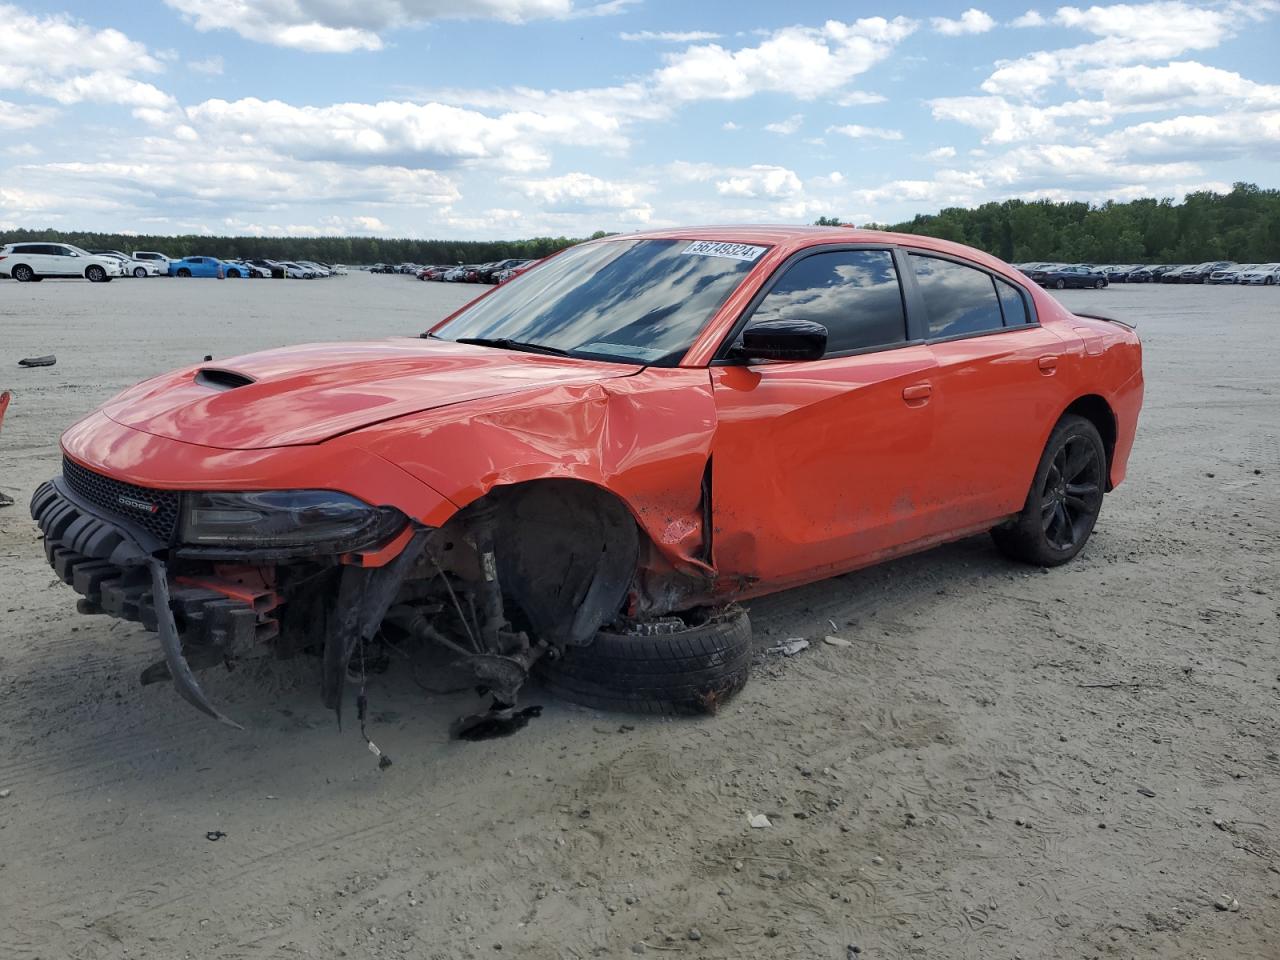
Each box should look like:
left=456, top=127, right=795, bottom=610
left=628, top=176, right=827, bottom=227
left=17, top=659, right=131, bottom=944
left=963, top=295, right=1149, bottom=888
left=169, top=256, right=226, bottom=278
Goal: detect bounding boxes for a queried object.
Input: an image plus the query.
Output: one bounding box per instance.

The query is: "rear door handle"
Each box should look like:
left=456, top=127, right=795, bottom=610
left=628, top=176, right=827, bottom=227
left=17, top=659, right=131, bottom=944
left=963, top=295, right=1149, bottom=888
left=1038, top=355, right=1059, bottom=373
left=902, top=382, right=932, bottom=404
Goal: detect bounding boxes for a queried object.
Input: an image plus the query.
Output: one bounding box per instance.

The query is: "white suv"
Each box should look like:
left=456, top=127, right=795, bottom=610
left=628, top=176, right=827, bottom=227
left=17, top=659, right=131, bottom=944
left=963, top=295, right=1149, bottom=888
left=0, top=242, right=124, bottom=282
left=132, top=251, right=172, bottom=274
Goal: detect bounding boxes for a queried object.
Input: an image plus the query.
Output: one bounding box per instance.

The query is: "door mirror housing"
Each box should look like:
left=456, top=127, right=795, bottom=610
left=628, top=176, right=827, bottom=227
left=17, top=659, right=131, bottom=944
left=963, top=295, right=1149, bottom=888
left=733, top=319, right=828, bottom=362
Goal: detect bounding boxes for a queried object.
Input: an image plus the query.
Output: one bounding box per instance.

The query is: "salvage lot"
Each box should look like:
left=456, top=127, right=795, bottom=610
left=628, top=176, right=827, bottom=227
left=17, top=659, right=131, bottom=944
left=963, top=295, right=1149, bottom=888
left=0, top=275, right=1277, bottom=959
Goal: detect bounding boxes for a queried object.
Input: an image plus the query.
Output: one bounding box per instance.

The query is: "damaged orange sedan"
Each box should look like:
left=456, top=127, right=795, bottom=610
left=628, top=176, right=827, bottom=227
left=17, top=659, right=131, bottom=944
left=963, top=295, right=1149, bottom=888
left=32, top=226, right=1142, bottom=736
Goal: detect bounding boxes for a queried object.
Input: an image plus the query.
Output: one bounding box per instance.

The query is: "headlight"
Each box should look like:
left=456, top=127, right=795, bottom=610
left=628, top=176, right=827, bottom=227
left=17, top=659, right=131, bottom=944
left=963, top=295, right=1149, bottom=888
left=180, top=490, right=406, bottom=552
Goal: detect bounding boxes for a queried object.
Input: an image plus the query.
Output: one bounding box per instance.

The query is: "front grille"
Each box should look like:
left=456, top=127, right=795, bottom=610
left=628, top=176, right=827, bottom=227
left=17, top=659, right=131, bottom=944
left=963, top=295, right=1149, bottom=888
left=62, top=457, right=180, bottom=543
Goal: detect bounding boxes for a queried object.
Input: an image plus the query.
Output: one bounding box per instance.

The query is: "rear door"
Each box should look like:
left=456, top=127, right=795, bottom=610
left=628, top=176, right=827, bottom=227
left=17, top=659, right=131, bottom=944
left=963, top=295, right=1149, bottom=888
left=46, top=244, right=78, bottom=277
left=709, top=246, right=939, bottom=590
left=905, top=251, right=1072, bottom=530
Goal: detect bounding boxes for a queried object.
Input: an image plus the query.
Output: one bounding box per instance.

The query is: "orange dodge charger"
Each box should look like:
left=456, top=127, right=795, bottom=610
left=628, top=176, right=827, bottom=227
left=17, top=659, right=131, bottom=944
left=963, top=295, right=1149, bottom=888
left=33, top=226, right=1142, bottom=736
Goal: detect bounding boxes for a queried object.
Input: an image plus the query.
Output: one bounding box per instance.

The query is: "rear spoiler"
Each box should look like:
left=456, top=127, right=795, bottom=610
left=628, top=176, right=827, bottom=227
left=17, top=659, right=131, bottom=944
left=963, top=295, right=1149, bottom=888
left=1073, top=310, right=1135, bottom=330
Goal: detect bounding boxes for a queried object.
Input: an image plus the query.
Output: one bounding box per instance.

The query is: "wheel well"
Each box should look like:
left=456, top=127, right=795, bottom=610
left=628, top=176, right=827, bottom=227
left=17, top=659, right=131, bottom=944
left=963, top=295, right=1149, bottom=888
left=1062, top=395, right=1117, bottom=489
left=459, top=479, right=642, bottom=647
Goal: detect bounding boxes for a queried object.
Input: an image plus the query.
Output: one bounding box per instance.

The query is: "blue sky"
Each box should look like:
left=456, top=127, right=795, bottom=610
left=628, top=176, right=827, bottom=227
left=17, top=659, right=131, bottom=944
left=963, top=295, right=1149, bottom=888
left=2, top=1, right=1277, bottom=238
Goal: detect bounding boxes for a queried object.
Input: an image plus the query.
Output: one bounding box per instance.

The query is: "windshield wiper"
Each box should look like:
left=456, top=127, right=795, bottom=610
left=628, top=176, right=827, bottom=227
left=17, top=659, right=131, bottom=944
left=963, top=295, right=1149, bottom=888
left=453, top=336, right=571, bottom=357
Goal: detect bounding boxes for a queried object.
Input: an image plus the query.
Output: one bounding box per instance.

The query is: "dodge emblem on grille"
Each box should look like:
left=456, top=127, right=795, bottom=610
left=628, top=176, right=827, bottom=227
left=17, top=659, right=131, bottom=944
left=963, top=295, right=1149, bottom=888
left=117, top=494, right=160, bottom=515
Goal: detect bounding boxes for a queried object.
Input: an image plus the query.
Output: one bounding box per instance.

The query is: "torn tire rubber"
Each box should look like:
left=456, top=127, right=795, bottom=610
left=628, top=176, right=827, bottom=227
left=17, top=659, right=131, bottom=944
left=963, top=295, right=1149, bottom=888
left=537, top=606, right=752, bottom=715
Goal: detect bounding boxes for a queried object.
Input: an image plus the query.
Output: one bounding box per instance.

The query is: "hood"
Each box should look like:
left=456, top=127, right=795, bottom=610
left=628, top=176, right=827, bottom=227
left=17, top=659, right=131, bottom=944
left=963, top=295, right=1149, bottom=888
left=102, top=338, right=637, bottom=449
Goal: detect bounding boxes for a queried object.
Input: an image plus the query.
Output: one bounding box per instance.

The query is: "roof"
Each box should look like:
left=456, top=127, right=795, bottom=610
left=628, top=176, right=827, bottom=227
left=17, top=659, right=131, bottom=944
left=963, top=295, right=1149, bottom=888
left=610, top=224, right=1019, bottom=278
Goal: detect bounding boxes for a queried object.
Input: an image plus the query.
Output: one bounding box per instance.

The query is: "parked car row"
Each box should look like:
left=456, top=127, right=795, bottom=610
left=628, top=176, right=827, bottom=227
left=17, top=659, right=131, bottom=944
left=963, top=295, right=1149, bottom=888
left=167, top=256, right=346, bottom=279
left=412, top=259, right=537, bottom=283
left=1016, top=260, right=1280, bottom=287
left=368, top=259, right=537, bottom=282
left=0, top=243, right=348, bottom=282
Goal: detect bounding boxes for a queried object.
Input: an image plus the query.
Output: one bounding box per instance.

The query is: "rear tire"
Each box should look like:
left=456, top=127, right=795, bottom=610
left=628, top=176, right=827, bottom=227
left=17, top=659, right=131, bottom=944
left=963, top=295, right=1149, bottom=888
left=992, top=414, right=1106, bottom=567
left=537, top=606, right=752, bottom=715
left=12, top=264, right=34, bottom=282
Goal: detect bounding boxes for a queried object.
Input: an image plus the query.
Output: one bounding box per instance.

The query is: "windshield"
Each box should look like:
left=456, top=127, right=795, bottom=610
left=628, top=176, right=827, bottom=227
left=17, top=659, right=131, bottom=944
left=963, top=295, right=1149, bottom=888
left=432, top=238, right=766, bottom=365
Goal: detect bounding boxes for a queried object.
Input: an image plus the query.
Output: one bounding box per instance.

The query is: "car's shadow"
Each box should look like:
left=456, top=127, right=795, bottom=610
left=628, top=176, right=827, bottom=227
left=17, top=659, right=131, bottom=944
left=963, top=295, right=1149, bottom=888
left=3, top=529, right=1070, bottom=796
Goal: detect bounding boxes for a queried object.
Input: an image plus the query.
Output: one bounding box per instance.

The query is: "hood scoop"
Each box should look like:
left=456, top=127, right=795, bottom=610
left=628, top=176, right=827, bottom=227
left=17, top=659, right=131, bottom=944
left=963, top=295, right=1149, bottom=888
left=194, top=367, right=256, bottom=391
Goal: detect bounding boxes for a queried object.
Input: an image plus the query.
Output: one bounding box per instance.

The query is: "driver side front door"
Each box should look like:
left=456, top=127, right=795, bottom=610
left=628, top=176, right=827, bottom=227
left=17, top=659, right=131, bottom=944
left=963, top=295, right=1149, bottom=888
left=709, top=247, right=940, bottom=594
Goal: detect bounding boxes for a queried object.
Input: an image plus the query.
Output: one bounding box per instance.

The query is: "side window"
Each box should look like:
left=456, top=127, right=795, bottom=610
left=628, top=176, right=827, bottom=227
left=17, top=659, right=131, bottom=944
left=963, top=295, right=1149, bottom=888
left=745, top=249, right=906, bottom=355
left=909, top=254, right=1004, bottom=339
left=996, top=278, right=1030, bottom=326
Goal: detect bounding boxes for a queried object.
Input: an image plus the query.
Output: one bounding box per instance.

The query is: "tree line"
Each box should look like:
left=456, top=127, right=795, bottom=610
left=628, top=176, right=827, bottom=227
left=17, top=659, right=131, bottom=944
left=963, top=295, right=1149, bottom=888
left=7, top=183, right=1277, bottom=266
left=829, top=182, right=1280, bottom=264
left=0, top=229, right=614, bottom=265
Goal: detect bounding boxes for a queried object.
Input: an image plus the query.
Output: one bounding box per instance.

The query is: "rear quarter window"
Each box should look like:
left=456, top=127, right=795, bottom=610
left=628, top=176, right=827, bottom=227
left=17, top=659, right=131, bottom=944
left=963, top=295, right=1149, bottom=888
left=996, top=278, right=1031, bottom=326
left=909, top=253, right=1004, bottom=339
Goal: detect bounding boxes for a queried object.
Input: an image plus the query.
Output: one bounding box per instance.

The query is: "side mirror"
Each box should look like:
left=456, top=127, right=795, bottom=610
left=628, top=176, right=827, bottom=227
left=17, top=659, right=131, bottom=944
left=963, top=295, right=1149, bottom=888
left=732, top=319, right=828, bottom=362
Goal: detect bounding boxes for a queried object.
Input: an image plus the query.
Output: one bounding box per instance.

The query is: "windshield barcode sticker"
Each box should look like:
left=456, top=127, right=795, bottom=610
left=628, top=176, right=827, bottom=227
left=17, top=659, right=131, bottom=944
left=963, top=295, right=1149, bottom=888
left=681, top=241, right=767, bottom=262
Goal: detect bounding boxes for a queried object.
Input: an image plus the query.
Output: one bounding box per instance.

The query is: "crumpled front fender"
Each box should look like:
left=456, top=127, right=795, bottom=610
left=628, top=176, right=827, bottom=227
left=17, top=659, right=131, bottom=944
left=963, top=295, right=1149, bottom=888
left=355, top=367, right=719, bottom=578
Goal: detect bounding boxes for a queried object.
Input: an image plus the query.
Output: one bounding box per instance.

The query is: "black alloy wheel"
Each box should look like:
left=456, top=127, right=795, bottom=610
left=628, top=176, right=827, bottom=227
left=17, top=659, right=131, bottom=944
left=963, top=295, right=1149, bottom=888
left=992, top=414, right=1106, bottom=566
left=176, top=268, right=191, bottom=277
left=1040, top=433, right=1104, bottom=552
left=1054, top=278, right=1066, bottom=289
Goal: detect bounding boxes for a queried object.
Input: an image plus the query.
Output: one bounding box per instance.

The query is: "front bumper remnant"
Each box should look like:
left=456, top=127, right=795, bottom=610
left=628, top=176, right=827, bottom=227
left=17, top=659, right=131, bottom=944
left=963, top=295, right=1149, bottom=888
left=31, top=479, right=277, bottom=727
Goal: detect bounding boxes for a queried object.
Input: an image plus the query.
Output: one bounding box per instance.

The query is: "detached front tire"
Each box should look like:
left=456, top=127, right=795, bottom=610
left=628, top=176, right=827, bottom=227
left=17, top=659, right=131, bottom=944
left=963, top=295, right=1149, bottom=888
left=992, top=414, right=1106, bottom=567
left=537, top=606, right=752, bottom=715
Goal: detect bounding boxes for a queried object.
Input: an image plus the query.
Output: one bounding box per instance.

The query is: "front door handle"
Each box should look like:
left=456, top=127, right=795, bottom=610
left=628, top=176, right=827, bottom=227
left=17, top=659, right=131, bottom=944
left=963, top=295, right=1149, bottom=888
left=902, top=382, right=932, bottom=404
left=1038, top=355, right=1059, bottom=373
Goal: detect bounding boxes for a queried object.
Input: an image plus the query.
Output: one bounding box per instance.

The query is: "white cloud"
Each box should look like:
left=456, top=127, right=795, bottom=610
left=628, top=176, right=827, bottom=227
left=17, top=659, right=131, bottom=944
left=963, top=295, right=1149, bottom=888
left=189, top=56, right=224, bottom=76
left=4, top=142, right=41, bottom=157
left=182, top=96, right=646, bottom=172
left=982, top=2, right=1239, bottom=98
left=653, top=16, right=917, bottom=101
left=715, top=165, right=803, bottom=199
left=164, top=0, right=611, bottom=52
left=0, top=5, right=175, bottom=112
left=1102, top=110, right=1280, bottom=161
left=764, top=113, right=804, bottom=135
left=931, top=9, right=996, bottom=35
left=0, top=101, right=57, bottom=130
left=10, top=134, right=462, bottom=225
left=508, top=171, right=653, bottom=220
left=835, top=91, right=888, bottom=106
left=930, top=95, right=1109, bottom=143
left=721, top=120, right=740, bottom=131
left=620, top=30, right=720, bottom=42
left=1072, top=60, right=1280, bottom=109
left=423, top=82, right=672, bottom=153
left=924, top=146, right=957, bottom=161
left=827, top=124, right=904, bottom=140
left=1009, top=10, right=1046, bottom=27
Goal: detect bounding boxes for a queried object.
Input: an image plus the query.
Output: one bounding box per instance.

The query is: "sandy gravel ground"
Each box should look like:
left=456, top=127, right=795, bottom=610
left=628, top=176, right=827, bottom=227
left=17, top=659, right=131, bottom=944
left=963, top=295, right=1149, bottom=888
left=0, top=273, right=1277, bottom=960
